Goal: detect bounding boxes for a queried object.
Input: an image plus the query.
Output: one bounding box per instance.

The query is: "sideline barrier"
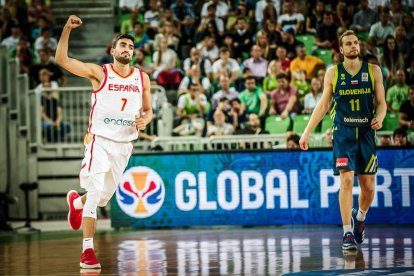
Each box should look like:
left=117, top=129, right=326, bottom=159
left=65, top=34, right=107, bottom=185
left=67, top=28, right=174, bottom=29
left=111, top=148, right=414, bottom=228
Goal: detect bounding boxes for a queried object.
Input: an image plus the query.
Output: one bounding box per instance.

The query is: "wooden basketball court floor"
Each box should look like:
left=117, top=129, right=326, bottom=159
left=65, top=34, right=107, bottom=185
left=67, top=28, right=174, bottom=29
left=0, top=225, right=413, bottom=275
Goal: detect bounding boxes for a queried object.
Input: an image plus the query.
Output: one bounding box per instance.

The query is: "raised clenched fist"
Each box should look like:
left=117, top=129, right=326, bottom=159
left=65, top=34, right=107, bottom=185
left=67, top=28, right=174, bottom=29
left=65, top=15, right=83, bottom=29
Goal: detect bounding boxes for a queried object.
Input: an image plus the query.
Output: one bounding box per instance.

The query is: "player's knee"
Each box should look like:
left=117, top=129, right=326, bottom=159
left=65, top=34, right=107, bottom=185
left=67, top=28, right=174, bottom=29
left=341, top=177, right=354, bottom=189
left=83, top=188, right=101, bottom=219
left=361, top=183, right=375, bottom=195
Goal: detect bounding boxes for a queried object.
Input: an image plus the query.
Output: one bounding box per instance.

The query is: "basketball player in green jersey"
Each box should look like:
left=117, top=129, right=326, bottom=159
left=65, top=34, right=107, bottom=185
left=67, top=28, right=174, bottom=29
left=299, top=30, right=387, bottom=250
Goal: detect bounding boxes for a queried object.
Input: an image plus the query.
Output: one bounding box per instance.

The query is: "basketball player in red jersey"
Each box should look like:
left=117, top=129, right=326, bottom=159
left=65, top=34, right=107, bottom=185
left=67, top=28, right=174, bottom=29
left=55, top=15, right=152, bottom=269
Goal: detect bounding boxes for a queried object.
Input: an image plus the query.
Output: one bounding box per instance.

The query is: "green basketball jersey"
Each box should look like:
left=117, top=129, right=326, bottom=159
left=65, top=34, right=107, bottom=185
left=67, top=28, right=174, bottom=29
left=330, top=62, right=375, bottom=126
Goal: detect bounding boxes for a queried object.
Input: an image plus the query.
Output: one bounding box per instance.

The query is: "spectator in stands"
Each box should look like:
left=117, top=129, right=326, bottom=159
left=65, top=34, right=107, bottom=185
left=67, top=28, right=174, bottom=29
left=380, top=35, right=404, bottom=76
left=0, top=7, right=17, bottom=41
left=263, top=18, right=282, bottom=47
left=30, top=48, right=66, bottom=89
left=303, top=77, right=322, bottom=114
left=389, top=0, right=404, bottom=26
left=211, top=74, right=239, bottom=109
left=183, top=47, right=212, bottom=80
left=379, top=134, right=392, bottom=146
left=120, top=9, right=138, bottom=34
left=129, top=22, right=151, bottom=53
left=236, top=113, right=269, bottom=135
left=368, top=8, right=395, bottom=47
left=395, top=26, right=410, bottom=60
left=31, top=16, right=50, bottom=41
left=402, top=13, right=414, bottom=40
left=239, top=76, right=267, bottom=118
left=197, top=4, right=225, bottom=40
left=242, top=45, right=268, bottom=83
left=290, top=44, right=325, bottom=80
left=119, top=0, right=144, bottom=13
left=171, top=0, right=196, bottom=54
left=305, top=0, right=324, bottom=34
left=226, top=2, right=253, bottom=32
left=231, top=17, right=253, bottom=61
left=368, top=55, right=392, bottom=91
left=274, top=45, right=291, bottom=73
left=269, top=72, right=298, bottom=119
left=174, top=83, right=207, bottom=136
left=277, top=1, right=304, bottom=34
left=198, top=35, right=219, bottom=63
left=201, top=0, right=229, bottom=21
left=359, top=40, right=376, bottom=62
left=393, top=127, right=410, bottom=146
left=368, top=0, right=390, bottom=12
left=207, top=109, right=234, bottom=137
left=286, top=133, right=300, bottom=149
left=207, top=97, right=231, bottom=126
left=263, top=60, right=281, bottom=96
left=399, top=86, right=414, bottom=131
left=144, top=0, right=161, bottom=38
left=327, top=51, right=343, bottom=69
left=316, top=68, right=326, bottom=86
left=386, top=69, right=409, bottom=112
left=229, top=98, right=248, bottom=131
left=334, top=0, right=352, bottom=29
left=222, top=32, right=236, bottom=59
left=280, top=28, right=302, bottom=60
left=40, top=83, right=71, bottom=143
left=315, top=11, right=339, bottom=49
left=406, top=59, right=414, bottom=86
left=261, top=3, right=278, bottom=29
left=152, top=37, right=182, bottom=89
left=255, top=30, right=275, bottom=61
left=291, top=69, right=310, bottom=102
left=11, top=36, right=34, bottom=74
left=133, top=48, right=154, bottom=76
left=1, top=23, right=21, bottom=51
left=212, top=47, right=240, bottom=83
left=255, top=0, right=281, bottom=26
left=350, top=0, right=378, bottom=33
left=34, top=27, right=57, bottom=55
left=35, top=68, right=59, bottom=98
left=154, top=20, right=180, bottom=52
left=28, top=0, right=53, bottom=27
left=178, top=64, right=211, bottom=95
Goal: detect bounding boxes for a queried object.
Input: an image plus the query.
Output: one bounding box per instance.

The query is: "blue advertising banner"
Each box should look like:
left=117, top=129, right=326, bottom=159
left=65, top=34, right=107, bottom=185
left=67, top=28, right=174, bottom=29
left=111, top=149, right=414, bottom=228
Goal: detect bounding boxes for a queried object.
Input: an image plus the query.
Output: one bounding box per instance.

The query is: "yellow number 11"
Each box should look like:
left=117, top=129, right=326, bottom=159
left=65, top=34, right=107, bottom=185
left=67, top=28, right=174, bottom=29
left=349, top=99, right=360, bottom=111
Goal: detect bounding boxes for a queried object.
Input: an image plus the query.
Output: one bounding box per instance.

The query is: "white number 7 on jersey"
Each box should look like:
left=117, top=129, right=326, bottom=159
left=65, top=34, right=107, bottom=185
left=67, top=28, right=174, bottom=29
left=120, top=98, right=127, bottom=111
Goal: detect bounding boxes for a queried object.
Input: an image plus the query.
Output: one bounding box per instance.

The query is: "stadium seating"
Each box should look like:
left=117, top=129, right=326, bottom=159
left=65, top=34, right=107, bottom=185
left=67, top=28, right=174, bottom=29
left=265, top=115, right=291, bottom=134
left=293, top=114, right=317, bottom=133
left=382, top=112, right=400, bottom=131
left=296, top=34, right=316, bottom=54
left=320, top=115, right=333, bottom=133
left=315, top=49, right=333, bottom=66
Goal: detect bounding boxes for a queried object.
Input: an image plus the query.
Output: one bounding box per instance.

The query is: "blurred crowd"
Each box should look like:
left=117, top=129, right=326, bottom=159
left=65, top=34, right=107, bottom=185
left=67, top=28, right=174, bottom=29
left=1, top=0, right=413, bottom=147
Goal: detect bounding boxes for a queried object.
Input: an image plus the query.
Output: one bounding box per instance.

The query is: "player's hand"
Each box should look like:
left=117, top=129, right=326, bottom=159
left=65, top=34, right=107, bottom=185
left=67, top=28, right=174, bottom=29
left=65, top=15, right=82, bottom=29
left=299, top=133, right=309, bottom=150
left=135, top=114, right=146, bottom=131
left=371, top=117, right=383, bottom=130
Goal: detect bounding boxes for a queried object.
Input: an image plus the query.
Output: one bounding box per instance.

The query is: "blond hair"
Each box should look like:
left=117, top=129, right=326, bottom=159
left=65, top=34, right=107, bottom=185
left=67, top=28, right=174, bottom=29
left=339, top=30, right=357, bottom=47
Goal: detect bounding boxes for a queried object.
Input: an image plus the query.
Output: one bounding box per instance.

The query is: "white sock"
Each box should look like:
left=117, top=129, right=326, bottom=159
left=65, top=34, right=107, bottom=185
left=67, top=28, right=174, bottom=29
left=357, top=208, right=367, bottom=221
left=74, top=197, right=84, bottom=209
left=343, top=224, right=353, bottom=235
left=83, top=238, right=94, bottom=252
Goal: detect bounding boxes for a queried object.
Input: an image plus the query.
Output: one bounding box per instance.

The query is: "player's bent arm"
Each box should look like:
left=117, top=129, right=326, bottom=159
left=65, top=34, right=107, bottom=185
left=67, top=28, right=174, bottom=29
left=55, top=25, right=104, bottom=84
left=302, top=67, right=334, bottom=136
left=140, top=72, right=153, bottom=126
left=372, top=64, right=387, bottom=123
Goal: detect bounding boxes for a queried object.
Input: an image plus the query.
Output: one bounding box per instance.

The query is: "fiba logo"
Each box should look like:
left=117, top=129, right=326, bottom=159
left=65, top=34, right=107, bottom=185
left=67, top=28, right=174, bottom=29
left=116, top=166, right=165, bottom=218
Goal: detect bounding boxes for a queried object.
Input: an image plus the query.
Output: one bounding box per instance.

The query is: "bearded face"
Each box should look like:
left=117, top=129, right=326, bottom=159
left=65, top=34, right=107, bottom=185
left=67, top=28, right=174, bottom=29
left=114, top=51, right=131, bottom=65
